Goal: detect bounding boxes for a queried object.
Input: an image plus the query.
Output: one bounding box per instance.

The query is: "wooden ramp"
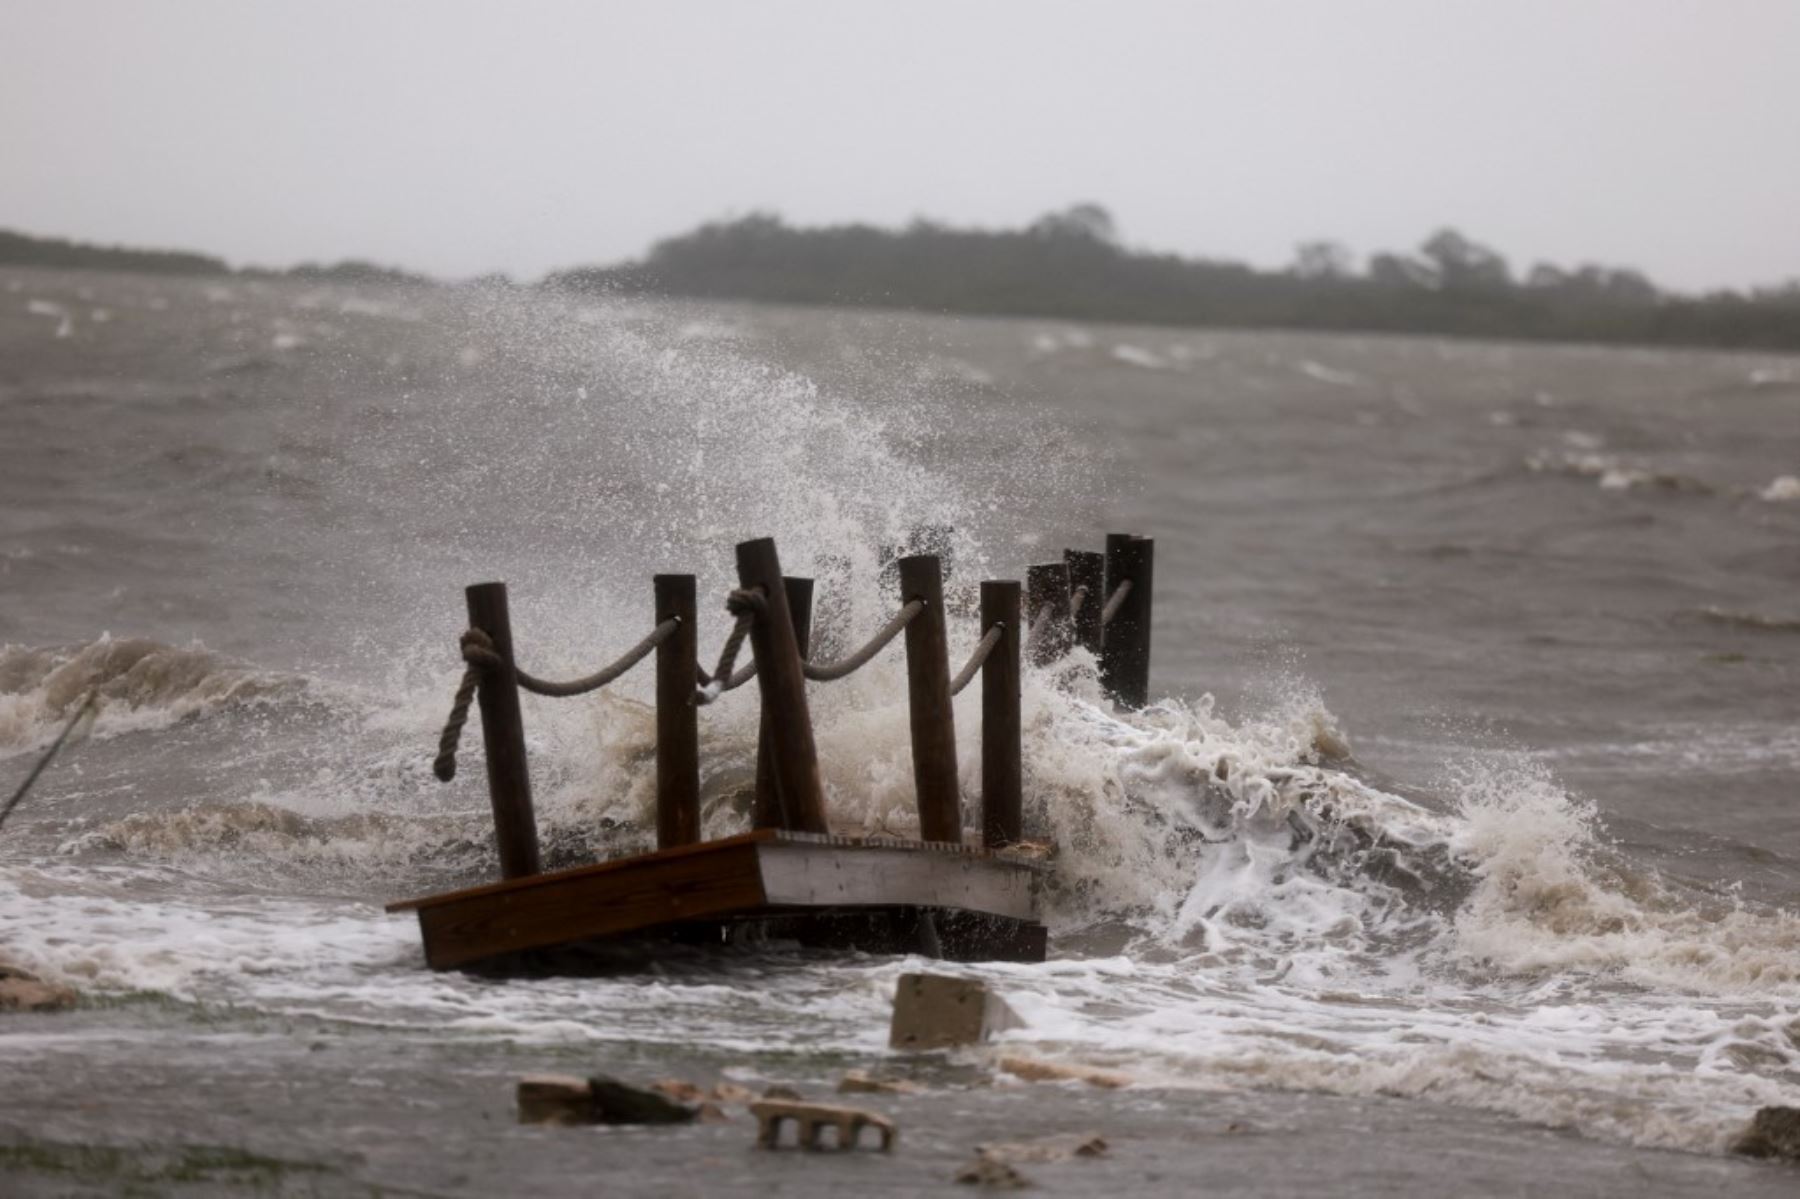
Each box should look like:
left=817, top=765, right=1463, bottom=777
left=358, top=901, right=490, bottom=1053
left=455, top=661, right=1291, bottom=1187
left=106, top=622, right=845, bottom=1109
left=387, top=830, right=1048, bottom=970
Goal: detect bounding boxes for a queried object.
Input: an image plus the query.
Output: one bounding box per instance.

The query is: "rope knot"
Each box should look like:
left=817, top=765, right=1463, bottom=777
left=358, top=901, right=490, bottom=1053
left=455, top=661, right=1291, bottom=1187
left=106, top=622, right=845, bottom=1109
left=459, top=627, right=503, bottom=670
left=725, top=587, right=767, bottom=619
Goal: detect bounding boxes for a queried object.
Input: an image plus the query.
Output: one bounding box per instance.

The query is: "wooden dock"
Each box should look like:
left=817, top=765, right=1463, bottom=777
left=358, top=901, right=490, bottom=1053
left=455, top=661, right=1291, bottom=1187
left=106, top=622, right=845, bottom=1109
left=389, top=830, right=1048, bottom=969
left=396, top=532, right=1153, bottom=972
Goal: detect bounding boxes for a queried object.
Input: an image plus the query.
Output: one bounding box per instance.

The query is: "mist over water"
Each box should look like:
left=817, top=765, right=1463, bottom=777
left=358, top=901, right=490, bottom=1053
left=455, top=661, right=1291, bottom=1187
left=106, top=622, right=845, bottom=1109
left=1, top=267, right=1798, bottom=1182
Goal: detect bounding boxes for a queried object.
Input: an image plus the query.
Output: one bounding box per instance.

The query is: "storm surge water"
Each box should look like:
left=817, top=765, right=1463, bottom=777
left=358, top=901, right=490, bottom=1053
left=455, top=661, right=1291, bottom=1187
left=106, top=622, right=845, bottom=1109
left=1, top=268, right=1797, bottom=1188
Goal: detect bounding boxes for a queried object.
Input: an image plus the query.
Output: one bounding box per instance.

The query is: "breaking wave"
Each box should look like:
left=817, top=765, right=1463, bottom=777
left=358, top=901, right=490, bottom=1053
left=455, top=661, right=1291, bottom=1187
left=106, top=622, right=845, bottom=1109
left=0, top=635, right=308, bottom=758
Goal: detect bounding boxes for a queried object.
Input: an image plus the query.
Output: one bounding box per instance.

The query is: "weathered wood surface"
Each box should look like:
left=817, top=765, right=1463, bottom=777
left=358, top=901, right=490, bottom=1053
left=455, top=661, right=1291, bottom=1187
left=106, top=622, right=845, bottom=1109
left=738, top=539, right=829, bottom=833
left=392, top=833, right=768, bottom=969
left=653, top=573, right=699, bottom=849
left=388, top=830, right=1047, bottom=970
left=1101, top=534, right=1155, bottom=709
left=980, top=580, right=1022, bottom=849
left=465, top=582, right=541, bottom=879
left=754, top=575, right=813, bottom=830
left=898, top=555, right=961, bottom=843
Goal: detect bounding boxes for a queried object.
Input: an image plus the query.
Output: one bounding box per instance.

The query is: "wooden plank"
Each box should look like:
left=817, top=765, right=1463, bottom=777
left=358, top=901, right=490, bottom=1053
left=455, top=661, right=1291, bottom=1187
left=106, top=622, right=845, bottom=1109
left=391, top=831, right=1048, bottom=970
left=386, top=829, right=779, bottom=913
left=413, top=838, right=769, bottom=969
left=756, top=841, right=1038, bottom=922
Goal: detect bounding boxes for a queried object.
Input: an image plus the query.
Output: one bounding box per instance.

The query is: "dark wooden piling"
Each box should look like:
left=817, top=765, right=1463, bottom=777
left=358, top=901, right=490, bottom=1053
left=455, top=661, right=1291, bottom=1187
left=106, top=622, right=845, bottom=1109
left=1064, top=549, right=1105, bottom=658
left=754, top=576, right=814, bottom=830
left=1100, top=534, right=1155, bottom=709
left=898, top=554, right=961, bottom=844
left=654, top=574, right=700, bottom=850
left=980, top=580, right=1022, bottom=849
left=737, top=539, right=830, bottom=835
left=464, top=582, right=542, bottom=879
left=1025, top=562, right=1072, bottom=667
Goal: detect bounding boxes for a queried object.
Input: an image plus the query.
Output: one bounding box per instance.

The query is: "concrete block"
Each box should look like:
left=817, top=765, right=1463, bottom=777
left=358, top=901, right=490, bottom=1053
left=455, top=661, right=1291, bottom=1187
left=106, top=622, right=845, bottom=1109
left=889, top=972, right=1021, bottom=1051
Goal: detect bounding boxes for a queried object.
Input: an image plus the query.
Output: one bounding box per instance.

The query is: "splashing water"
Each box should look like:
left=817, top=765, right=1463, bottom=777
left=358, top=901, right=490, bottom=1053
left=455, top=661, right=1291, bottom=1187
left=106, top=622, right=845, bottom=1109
left=1, top=279, right=1796, bottom=1168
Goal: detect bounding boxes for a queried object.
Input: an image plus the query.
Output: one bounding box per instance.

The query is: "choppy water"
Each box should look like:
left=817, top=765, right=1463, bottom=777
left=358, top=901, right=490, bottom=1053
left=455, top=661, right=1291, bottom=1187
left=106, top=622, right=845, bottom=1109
left=2, top=266, right=1798, bottom=1193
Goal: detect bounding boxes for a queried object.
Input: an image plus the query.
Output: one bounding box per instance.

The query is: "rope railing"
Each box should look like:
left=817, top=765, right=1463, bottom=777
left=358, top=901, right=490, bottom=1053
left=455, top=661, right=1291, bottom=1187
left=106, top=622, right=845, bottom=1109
left=427, top=532, right=1152, bottom=883
left=434, top=618, right=678, bottom=781
left=802, top=599, right=923, bottom=682
left=949, top=624, right=1003, bottom=697
left=517, top=622, right=678, bottom=698
left=1101, top=577, right=1133, bottom=626
left=696, top=597, right=925, bottom=698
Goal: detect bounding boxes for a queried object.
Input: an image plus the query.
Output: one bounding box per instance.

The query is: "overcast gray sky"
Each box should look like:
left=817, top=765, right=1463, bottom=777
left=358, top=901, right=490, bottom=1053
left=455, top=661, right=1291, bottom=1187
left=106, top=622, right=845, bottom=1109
left=4, top=1, right=1797, bottom=290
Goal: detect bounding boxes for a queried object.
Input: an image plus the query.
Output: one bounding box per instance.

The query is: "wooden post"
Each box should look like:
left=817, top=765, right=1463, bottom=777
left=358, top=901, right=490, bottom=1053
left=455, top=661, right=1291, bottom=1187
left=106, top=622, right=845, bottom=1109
left=654, top=574, right=699, bottom=850
left=1100, top=534, right=1155, bottom=709
left=1064, top=549, right=1105, bottom=658
left=980, top=580, right=1022, bottom=849
left=736, top=539, right=829, bottom=834
left=1025, top=562, right=1072, bottom=667
left=464, top=582, right=541, bottom=879
left=754, top=576, right=813, bottom=830
left=899, top=554, right=961, bottom=843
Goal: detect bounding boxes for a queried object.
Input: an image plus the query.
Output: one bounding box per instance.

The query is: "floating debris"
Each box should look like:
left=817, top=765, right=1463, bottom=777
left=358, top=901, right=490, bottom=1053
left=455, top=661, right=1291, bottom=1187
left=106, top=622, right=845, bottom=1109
left=752, top=1100, right=896, bottom=1152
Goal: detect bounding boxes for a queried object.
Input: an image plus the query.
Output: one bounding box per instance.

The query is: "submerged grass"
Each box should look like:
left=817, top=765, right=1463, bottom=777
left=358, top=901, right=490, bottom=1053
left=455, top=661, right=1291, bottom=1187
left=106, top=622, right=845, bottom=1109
left=0, top=1137, right=338, bottom=1194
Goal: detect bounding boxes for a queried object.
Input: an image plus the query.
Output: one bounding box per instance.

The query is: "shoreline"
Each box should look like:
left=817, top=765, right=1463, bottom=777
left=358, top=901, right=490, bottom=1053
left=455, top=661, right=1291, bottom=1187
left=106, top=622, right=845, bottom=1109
left=3, top=998, right=1796, bottom=1196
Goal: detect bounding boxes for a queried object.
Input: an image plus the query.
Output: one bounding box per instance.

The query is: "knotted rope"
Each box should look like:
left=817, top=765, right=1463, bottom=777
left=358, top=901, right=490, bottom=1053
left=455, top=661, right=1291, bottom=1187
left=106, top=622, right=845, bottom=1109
left=949, top=624, right=1003, bottom=696
left=696, top=587, right=765, bottom=704
left=433, top=633, right=494, bottom=782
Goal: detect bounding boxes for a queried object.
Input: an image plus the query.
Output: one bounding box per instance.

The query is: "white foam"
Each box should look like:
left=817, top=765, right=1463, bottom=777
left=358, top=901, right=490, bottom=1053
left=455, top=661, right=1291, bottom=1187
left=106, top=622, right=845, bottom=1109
left=1111, top=344, right=1169, bottom=370
left=1759, top=475, right=1800, bottom=502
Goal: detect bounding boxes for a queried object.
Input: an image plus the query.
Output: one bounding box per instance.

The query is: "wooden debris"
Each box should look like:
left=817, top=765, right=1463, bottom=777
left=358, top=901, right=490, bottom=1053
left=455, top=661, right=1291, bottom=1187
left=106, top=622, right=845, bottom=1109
left=712, top=1081, right=757, bottom=1104
left=751, top=1100, right=896, bottom=1152
left=955, top=1156, right=1033, bottom=1188
left=975, top=1132, right=1108, bottom=1163
left=890, top=972, right=1022, bottom=1051
left=517, top=1074, right=599, bottom=1125
left=761, top=1084, right=804, bottom=1101
left=997, top=1055, right=1131, bottom=1090
left=838, top=1069, right=923, bottom=1095
left=1733, top=1105, right=1800, bottom=1161
left=516, top=1074, right=701, bottom=1125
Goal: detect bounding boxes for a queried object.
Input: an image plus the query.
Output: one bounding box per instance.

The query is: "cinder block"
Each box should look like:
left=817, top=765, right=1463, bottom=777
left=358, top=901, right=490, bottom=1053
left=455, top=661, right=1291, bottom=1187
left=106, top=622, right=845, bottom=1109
left=889, top=972, right=1020, bottom=1051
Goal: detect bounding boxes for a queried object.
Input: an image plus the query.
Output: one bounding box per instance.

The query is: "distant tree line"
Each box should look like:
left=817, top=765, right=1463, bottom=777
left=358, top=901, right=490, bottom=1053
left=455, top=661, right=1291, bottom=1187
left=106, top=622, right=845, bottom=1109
left=548, top=206, right=1800, bottom=352
left=0, top=229, right=427, bottom=287
left=0, top=229, right=229, bottom=276
left=8, top=214, right=1799, bottom=351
